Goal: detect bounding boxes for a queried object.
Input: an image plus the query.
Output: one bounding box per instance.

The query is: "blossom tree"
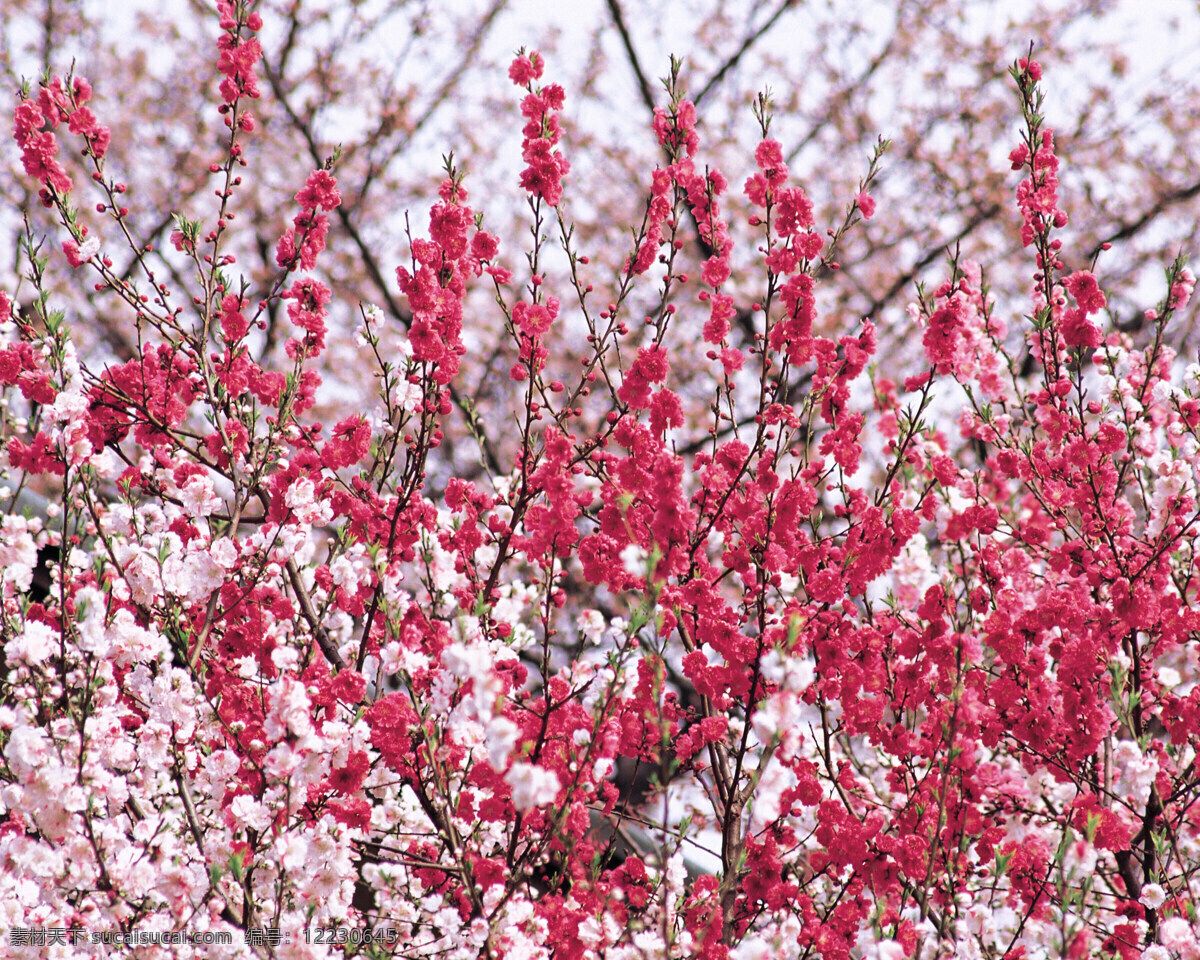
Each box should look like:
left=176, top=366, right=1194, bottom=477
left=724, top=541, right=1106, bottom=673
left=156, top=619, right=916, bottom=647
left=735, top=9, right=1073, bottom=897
left=2, top=2, right=1200, bottom=960
left=3, top=0, right=1200, bottom=476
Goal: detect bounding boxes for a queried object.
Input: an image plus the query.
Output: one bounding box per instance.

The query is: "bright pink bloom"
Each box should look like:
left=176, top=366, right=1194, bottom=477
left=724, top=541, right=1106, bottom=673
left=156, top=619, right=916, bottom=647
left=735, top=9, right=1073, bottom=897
left=508, top=51, right=543, bottom=86
left=512, top=297, right=559, bottom=338
left=294, top=169, right=341, bottom=211
left=1064, top=270, right=1106, bottom=314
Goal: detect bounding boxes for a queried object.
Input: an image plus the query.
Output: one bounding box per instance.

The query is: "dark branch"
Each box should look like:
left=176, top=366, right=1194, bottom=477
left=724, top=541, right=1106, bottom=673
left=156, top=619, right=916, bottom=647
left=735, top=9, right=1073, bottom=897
left=1092, top=179, right=1200, bottom=258
left=694, top=0, right=797, bottom=107
left=605, top=0, right=657, bottom=115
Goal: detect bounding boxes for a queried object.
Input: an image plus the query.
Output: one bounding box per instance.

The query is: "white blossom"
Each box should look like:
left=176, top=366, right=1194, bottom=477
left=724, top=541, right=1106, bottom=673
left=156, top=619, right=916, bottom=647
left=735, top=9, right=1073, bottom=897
left=180, top=474, right=222, bottom=517
left=4, top=620, right=56, bottom=665
left=506, top=762, right=560, bottom=811
left=484, top=716, right=519, bottom=769
left=620, top=543, right=647, bottom=577
left=1139, top=882, right=1167, bottom=910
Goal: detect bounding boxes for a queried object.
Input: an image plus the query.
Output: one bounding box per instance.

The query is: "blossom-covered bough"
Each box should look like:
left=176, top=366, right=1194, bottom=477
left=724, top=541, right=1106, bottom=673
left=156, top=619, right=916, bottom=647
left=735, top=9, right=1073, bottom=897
left=1, top=2, right=1199, bottom=957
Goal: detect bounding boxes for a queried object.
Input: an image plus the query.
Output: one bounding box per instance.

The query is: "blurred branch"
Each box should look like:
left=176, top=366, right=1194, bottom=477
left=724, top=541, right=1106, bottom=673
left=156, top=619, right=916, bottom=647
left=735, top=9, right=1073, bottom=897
left=860, top=201, right=1002, bottom=320
left=403, top=0, right=508, bottom=151
left=605, top=0, right=657, bottom=114
left=1092, top=178, right=1200, bottom=258
left=694, top=0, right=796, bottom=107
left=784, top=5, right=904, bottom=165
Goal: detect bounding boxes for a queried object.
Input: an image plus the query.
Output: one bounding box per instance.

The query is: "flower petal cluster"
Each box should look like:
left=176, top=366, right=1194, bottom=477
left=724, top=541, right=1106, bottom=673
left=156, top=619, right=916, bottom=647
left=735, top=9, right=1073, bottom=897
left=512, top=52, right=570, bottom=206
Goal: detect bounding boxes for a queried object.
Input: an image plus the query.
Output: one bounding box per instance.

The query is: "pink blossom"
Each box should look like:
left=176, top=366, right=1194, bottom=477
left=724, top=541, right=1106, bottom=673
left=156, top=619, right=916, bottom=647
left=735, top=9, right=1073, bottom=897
left=1170, top=267, right=1195, bottom=310
left=512, top=296, right=559, bottom=338
left=1064, top=270, right=1107, bottom=314
left=61, top=236, right=100, bottom=267
left=508, top=51, right=544, bottom=86
left=294, top=169, right=341, bottom=211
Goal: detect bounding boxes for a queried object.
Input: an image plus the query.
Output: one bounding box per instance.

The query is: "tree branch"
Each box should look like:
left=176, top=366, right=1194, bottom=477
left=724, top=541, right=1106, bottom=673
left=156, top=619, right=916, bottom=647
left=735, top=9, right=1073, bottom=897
left=605, top=0, right=658, bottom=115
left=694, top=0, right=797, bottom=107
